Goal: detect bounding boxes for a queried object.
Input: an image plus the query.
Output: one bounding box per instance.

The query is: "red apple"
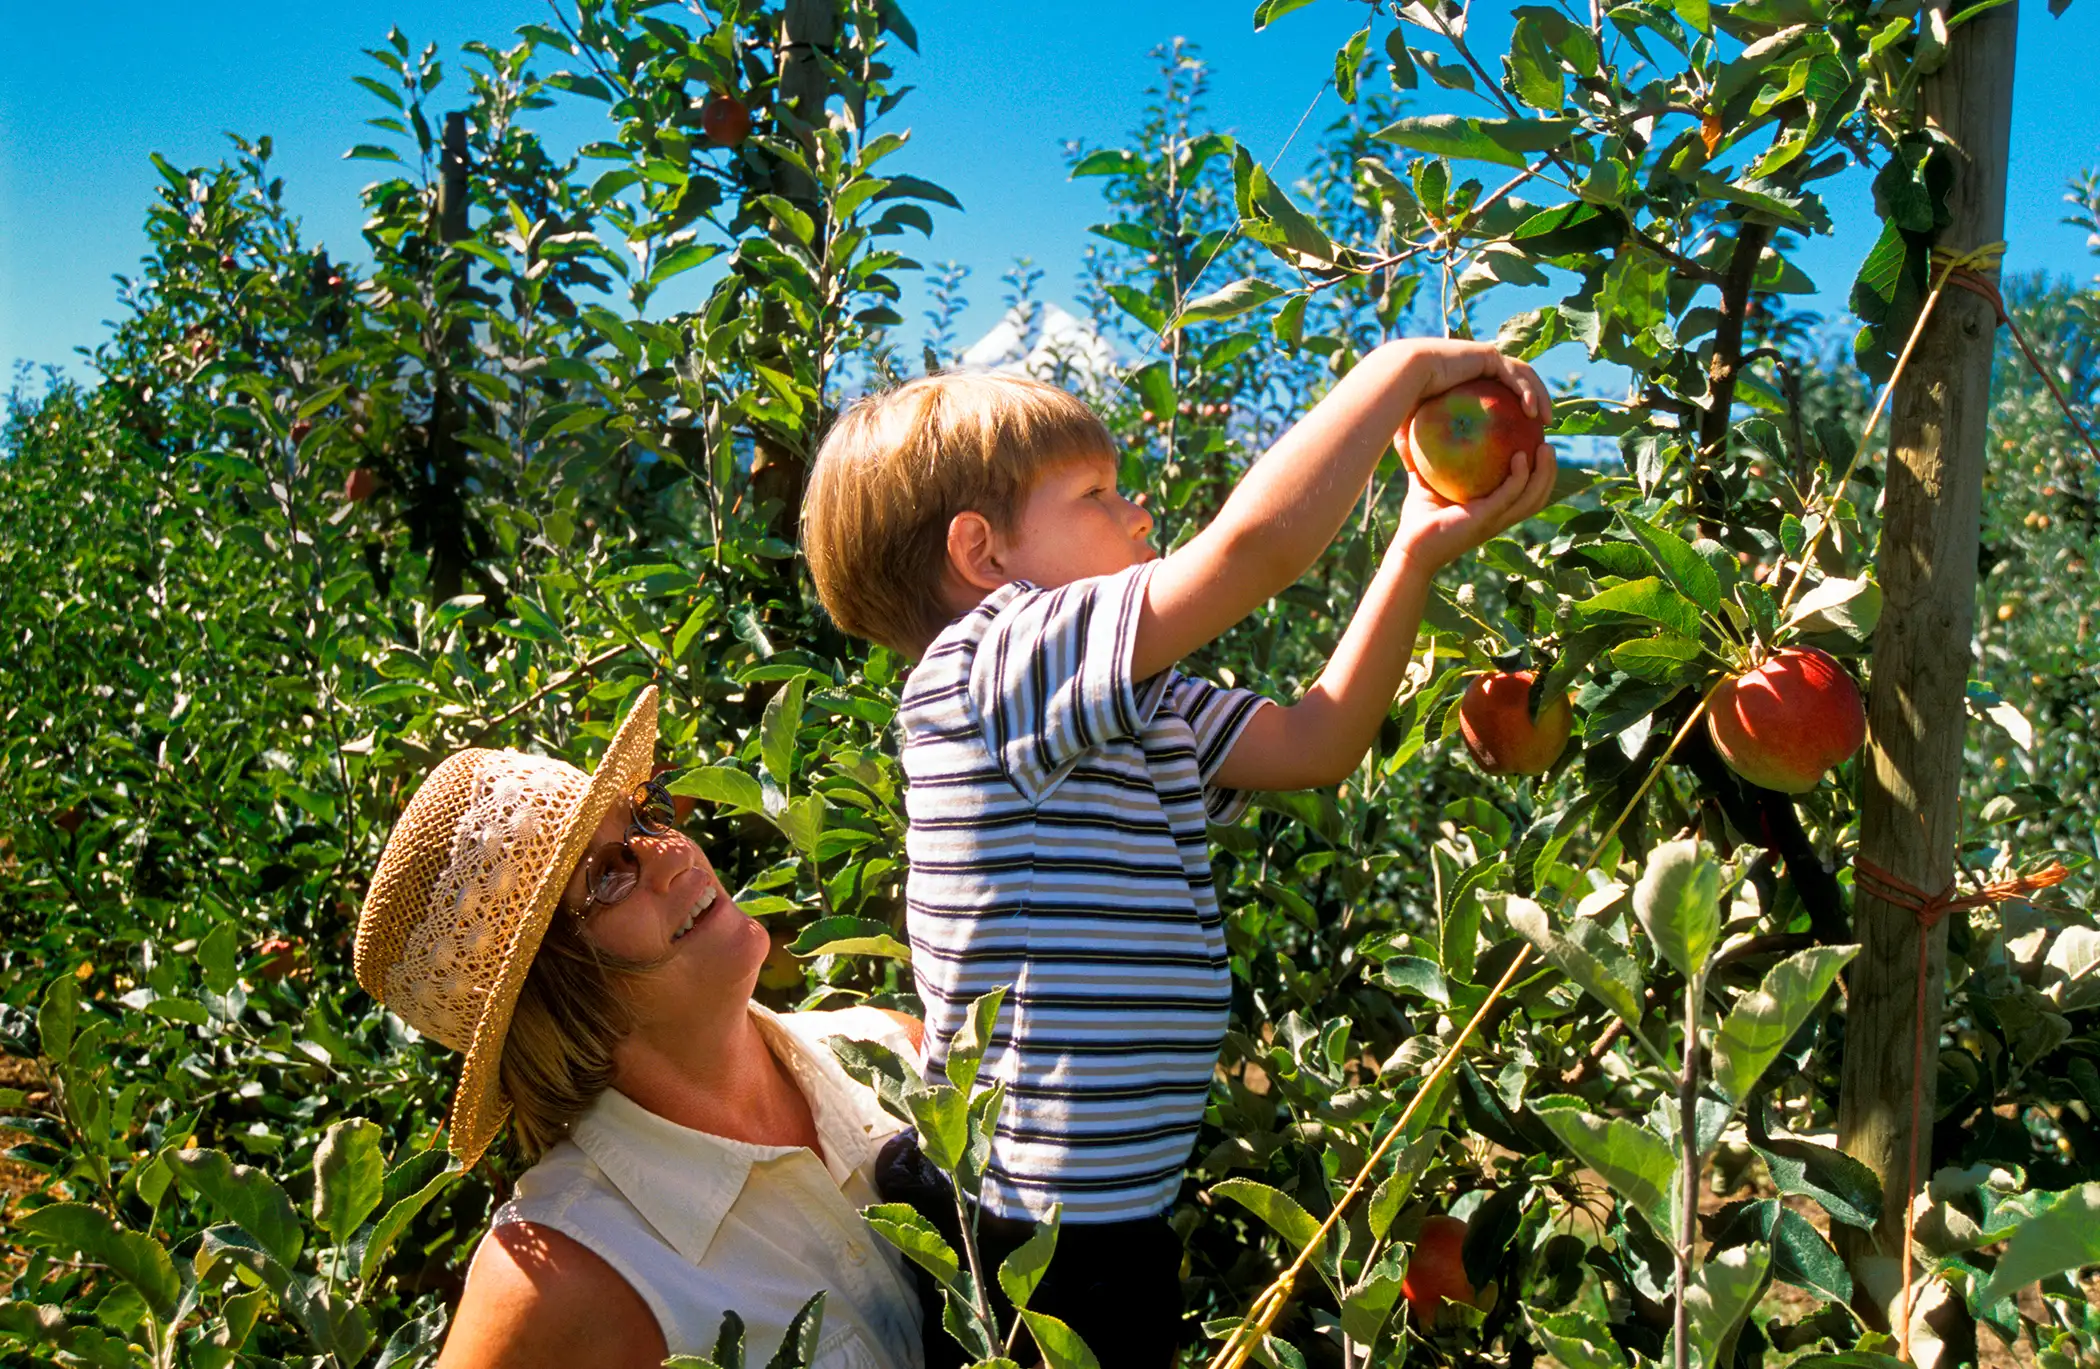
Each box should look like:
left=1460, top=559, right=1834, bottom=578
left=290, top=420, right=313, bottom=445
left=701, top=93, right=752, bottom=148
left=256, top=937, right=304, bottom=982
left=1706, top=646, right=1865, bottom=793
left=343, top=468, right=378, bottom=503
left=1405, top=378, right=1544, bottom=503
left=1459, top=671, right=1573, bottom=776
left=1402, top=1215, right=1478, bottom=1329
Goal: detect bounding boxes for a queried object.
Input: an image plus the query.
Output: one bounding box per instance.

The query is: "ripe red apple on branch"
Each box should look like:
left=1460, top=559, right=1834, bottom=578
left=701, top=93, right=752, bottom=148
left=1707, top=646, right=1866, bottom=793
left=343, top=468, right=378, bottom=503
left=1405, top=377, right=1545, bottom=504
left=1401, top=1214, right=1481, bottom=1329
left=1459, top=671, right=1572, bottom=776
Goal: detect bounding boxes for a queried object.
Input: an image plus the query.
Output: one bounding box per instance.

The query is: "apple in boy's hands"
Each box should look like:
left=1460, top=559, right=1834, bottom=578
left=1406, top=377, right=1547, bottom=503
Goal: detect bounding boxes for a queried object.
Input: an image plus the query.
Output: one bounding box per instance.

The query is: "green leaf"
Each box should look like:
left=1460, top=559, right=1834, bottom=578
left=1534, top=1312, right=1629, bottom=1369
left=1978, top=1182, right=2100, bottom=1305
left=996, top=1203, right=1060, bottom=1310
left=1068, top=149, right=1140, bottom=178
left=1711, top=946, right=1858, bottom=1104
left=944, top=986, right=1008, bottom=1093
left=826, top=1038, right=921, bottom=1126
left=1507, top=16, right=1565, bottom=111
left=908, top=1086, right=971, bottom=1171
left=1211, top=1178, right=1323, bottom=1253
left=1578, top=577, right=1704, bottom=639
left=1707, top=1198, right=1851, bottom=1304
left=1680, top=1242, right=1770, bottom=1366
left=764, top=1291, right=825, bottom=1369
left=668, top=765, right=766, bottom=814
left=1372, top=115, right=1576, bottom=169
left=300, top=1283, right=375, bottom=1363
left=198, top=921, right=241, bottom=995
left=862, top=1202, right=963, bottom=1291
left=1174, top=277, right=1284, bottom=327
left=1632, top=839, right=1723, bottom=981
left=356, top=1161, right=461, bottom=1283
left=1505, top=897, right=1646, bottom=1031
left=15, top=1203, right=179, bottom=1321
left=1367, top=1131, right=1442, bottom=1241
left=1339, top=1246, right=1407, bottom=1344
left=166, top=1148, right=303, bottom=1268
left=1016, top=1310, right=1100, bottom=1369
left=761, top=677, right=806, bottom=791
left=1618, top=511, right=1723, bottom=613
left=1531, top=1096, right=1675, bottom=1231
left=1252, top=0, right=1321, bottom=29
left=1334, top=26, right=1370, bottom=103
left=1750, top=1133, right=1881, bottom=1230
left=313, top=1117, right=386, bottom=1245
left=788, top=916, right=911, bottom=961
left=648, top=241, right=724, bottom=287
left=37, top=973, right=77, bottom=1061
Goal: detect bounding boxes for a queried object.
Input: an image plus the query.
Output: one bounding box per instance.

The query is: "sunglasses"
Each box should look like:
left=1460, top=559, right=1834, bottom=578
left=573, top=777, right=680, bottom=921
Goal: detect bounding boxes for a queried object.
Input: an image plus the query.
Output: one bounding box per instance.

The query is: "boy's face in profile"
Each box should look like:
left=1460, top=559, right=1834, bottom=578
left=995, top=449, right=1157, bottom=589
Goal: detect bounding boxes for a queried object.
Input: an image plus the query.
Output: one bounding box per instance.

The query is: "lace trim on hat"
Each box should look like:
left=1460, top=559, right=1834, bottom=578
left=386, top=753, right=589, bottom=1051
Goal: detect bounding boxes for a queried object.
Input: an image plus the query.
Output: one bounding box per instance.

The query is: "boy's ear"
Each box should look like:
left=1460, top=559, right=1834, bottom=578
left=945, top=511, right=1008, bottom=593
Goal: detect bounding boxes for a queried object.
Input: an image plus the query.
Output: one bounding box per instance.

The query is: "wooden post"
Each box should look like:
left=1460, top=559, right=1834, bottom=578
left=1835, top=2, right=2017, bottom=1296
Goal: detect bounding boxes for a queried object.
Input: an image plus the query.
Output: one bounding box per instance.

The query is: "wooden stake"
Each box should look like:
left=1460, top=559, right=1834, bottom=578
left=1834, top=4, right=2018, bottom=1336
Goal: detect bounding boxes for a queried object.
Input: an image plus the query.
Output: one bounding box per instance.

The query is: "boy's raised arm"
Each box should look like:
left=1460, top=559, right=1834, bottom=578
left=1131, top=339, right=1548, bottom=683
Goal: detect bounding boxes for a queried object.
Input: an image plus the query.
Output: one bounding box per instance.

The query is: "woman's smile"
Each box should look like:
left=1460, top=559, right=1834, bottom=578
left=670, top=879, right=722, bottom=943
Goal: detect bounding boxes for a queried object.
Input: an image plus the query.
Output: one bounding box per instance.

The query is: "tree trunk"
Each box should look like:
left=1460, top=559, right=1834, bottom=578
left=1835, top=0, right=2017, bottom=1311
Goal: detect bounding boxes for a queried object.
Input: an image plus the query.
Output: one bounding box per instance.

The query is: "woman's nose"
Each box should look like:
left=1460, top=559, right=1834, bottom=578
left=637, top=832, right=698, bottom=890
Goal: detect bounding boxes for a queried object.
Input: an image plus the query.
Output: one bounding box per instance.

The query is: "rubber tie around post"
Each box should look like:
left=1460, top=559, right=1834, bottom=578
left=1930, top=245, right=2100, bottom=469
left=1850, top=856, right=2071, bottom=1362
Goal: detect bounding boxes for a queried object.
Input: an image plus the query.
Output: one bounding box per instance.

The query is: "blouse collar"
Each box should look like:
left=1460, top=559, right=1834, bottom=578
left=567, top=1003, right=906, bottom=1266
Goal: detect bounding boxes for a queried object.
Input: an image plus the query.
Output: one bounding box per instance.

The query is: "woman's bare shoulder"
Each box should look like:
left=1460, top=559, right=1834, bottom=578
left=435, top=1221, right=666, bottom=1369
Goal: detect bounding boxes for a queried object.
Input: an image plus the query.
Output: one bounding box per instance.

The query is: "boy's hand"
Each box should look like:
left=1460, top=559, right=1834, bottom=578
left=1397, top=340, right=1555, bottom=425
left=1394, top=434, right=1559, bottom=572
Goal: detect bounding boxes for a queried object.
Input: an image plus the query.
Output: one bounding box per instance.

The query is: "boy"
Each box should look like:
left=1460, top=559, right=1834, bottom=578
left=801, top=343, right=1555, bottom=1362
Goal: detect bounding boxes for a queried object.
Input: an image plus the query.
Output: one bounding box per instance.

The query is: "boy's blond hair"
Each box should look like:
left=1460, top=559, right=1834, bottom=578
left=802, top=372, right=1114, bottom=656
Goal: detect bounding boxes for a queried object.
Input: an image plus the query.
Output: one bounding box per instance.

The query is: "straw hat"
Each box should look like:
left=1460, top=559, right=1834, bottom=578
left=355, top=686, right=660, bottom=1165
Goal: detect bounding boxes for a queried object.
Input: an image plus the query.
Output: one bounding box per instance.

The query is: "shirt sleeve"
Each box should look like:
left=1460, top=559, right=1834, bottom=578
left=1164, top=673, right=1273, bottom=824
left=967, top=560, right=1163, bottom=803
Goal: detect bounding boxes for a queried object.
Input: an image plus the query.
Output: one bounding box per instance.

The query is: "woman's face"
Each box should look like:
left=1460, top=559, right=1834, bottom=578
left=556, top=787, right=770, bottom=999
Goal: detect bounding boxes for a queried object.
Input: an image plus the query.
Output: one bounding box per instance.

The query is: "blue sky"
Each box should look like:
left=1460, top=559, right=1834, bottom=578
left=6, top=1, right=2097, bottom=380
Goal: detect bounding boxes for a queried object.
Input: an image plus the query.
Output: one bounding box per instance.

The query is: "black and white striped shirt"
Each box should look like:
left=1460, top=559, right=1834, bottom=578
left=900, top=562, right=1269, bottom=1222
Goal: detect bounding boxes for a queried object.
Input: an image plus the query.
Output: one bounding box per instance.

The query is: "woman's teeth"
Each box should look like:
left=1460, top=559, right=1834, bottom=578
left=670, top=887, right=719, bottom=942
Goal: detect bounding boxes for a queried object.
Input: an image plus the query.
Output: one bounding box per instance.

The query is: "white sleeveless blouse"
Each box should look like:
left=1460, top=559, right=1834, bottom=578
left=492, top=1005, right=926, bottom=1369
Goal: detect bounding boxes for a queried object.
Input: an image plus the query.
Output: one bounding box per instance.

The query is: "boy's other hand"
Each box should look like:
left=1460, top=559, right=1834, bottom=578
left=1398, top=339, right=1554, bottom=431
left=1393, top=433, right=1558, bottom=572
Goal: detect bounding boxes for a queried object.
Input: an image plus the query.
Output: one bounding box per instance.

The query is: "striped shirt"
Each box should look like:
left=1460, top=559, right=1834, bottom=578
left=899, top=561, right=1269, bottom=1222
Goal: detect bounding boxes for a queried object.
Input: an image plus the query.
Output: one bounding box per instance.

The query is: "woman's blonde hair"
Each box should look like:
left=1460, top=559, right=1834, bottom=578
left=801, top=372, right=1115, bottom=657
left=498, top=911, right=654, bottom=1162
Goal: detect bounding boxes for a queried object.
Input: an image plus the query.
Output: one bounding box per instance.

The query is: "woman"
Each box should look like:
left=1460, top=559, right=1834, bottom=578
left=356, top=685, right=925, bottom=1369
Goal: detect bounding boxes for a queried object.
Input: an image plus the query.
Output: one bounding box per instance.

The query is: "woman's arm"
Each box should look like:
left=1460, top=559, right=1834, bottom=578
left=436, top=1222, right=666, bottom=1369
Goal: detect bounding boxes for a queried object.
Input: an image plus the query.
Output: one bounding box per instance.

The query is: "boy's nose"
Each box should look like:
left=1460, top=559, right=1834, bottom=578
left=1126, top=496, right=1154, bottom=540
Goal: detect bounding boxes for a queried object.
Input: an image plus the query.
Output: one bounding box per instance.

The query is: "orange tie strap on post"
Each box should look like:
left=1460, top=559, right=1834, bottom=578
left=1932, top=246, right=2100, bottom=472
left=1851, top=856, right=2071, bottom=1361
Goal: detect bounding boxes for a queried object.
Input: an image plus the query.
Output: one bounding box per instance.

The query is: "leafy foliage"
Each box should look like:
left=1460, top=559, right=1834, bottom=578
left=2, top=1, right=2098, bottom=1366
